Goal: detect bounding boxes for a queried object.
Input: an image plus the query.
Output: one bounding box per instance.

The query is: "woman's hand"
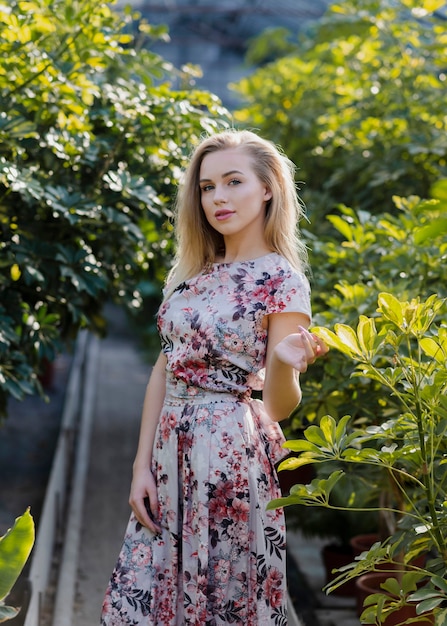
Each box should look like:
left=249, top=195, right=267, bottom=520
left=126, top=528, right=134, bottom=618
left=274, top=325, right=329, bottom=373
left=129, top=465, right=161, bottom=535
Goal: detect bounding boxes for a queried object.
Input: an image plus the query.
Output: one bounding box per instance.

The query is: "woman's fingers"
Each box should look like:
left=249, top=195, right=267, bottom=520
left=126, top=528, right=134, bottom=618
left=298, top=326, right=329, bottom=358
left=297, top=326, right=318, bottom=362
left=129, top=471, right=162, bottom=534
left=273, top=326, right=329, bottom=372
left=131, top=495, right=162, bottom=534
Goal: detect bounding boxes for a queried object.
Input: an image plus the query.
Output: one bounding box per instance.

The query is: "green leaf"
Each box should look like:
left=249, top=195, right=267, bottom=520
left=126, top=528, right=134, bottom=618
left=414, top=218, right=447, bottom=245
left=282, top=439, right=320, bottom=453
left=326, top=214, right=355, bottom=241
left=0, top=509, right=35, bottom=601
left=334, top=324, right=362, bottom=356
left=303, top=424, right=329, bottom=447
left=430, top=178, right=447, bottom=201
left=277, top=454, right=315, bottom=471
left=320, top=415, right=337, bottom=446
left=310, top=326, right=352, bottom=355
left=377, top=293, right=403, bottom=327
left=381, top=576, right=402, bottom=596
left=357, top=315, right=378, bottom=357
left=420, top=336, right=445, bottom=364
left=432, top=576, right=447, bottom=594
left=408, top=588, right=441, bottom=602
left=268, top=470, right=345, bottom=510
left=433, top=608, right=447, bottom=626
left=335, top=414, right=352, bottom=442
left=416, top=597, right=444, bottom=613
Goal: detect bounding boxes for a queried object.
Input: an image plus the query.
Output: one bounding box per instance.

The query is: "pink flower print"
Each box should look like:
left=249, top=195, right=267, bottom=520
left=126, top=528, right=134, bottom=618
left=208, top=495, right=229, bottom=524
left=220, top=430, right=234, bottom=448
left=223, top=331, right=244, bottom=352
left=194, top=407, right=211, bottom=426
left=104, top=605, right=128, bottom=625
left=214, top=479, right=235, bottom=501
left=231, top=497, right=250, bottom=523
left=263, top=567, right=284, bottom=606
left=226, top=520, right=249, bottom=544
left=190, top=330, right=209, bottom=359
left=160, top=411, right=177, bottom=442
left=184, top=603, right=196, bottom=621
left=157, top=593, right=176, bottom=622
left=173, top=361, right=209, bottom=387
left=269, top=586, right=284, bottom=609
left=214, top=559, right=231, bottom=583
left=197, top=573, right=208, bottom=592
left=210, top=581, right=227, bottom=605
left=251, top=284, right=271, bottom=303
left=131, top=542, right=152, bottom=567
left=101, top=595, right=113, bottom=615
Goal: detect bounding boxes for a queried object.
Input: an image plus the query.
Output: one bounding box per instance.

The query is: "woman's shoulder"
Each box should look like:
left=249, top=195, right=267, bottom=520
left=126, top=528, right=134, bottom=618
left=258, top=252, right=309, bottom=282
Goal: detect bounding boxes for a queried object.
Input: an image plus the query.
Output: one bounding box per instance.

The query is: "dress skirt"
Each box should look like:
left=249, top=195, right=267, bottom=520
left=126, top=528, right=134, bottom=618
left=101, top=381, right=288, bottom=626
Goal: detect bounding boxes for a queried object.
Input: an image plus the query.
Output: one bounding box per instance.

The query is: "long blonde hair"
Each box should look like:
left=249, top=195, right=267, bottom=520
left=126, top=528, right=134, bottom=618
left=165, top=129, right=308, bottom=294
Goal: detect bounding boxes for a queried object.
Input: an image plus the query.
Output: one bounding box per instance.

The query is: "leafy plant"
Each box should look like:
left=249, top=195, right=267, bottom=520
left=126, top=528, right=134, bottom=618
left=233, top=0, right=447, bottom=217
left=0, top=509, right=35, bottom=622
left=271, top=293, right=447, bottom=623
left=0, top=0, right=229, bottom=417
left=289, top=181, right=447, bottom=431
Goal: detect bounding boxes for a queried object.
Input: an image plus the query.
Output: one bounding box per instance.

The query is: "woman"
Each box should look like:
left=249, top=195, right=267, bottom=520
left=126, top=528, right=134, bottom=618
left=101, top=129, right=327, bottom=625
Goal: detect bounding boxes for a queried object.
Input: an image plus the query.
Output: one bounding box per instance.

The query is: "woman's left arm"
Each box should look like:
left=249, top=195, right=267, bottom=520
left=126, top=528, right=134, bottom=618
left=262, top=312, right=327, bottom=422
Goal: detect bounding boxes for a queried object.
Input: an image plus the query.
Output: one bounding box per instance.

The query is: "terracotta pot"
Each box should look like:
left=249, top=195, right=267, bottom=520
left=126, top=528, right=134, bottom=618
left=355, top=573, right=435, bottom=625
left=350, top=533, right=427, bottom=571
left=350, top=533, right=381, bottom=557
left=277, top=456, right=315, bottom=496
left=321, top=543, right=357, bottom=596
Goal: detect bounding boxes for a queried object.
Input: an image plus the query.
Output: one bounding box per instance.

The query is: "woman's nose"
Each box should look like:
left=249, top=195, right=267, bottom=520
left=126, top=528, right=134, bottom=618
left=213, top=187, right=227, bottom=204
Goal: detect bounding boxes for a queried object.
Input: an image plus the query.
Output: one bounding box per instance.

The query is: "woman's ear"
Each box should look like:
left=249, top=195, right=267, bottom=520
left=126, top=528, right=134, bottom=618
left=264, top=187, right=273, bottom=201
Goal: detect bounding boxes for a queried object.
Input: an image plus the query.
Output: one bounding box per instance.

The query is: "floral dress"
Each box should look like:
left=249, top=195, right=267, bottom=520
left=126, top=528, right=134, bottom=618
left=101, top=252, right=311, bottom=626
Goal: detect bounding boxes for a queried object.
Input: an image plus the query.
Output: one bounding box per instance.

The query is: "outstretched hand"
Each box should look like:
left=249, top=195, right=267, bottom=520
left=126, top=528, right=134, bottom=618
left=274, top=325, right=329, bottom=373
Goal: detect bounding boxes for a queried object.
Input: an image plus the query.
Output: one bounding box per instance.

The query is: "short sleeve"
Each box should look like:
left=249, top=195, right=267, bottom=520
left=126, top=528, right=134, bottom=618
left=265, top=265, right=312, bottom=322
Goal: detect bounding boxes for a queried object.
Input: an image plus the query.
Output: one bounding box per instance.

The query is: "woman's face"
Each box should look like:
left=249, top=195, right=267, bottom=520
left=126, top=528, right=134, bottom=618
left=199, top=148, right=272, bottom=243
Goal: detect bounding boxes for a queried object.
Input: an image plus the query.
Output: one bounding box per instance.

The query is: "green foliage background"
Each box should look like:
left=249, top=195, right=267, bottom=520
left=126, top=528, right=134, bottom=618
left=232, top=0, right=447, bottom=548
left=1, top=0, right=447, bottom=617
left=233, top=0, right=447, bottom=218
left=0, top=0, right=229, bottom=416
left=231, top=0, right=447, bottom=431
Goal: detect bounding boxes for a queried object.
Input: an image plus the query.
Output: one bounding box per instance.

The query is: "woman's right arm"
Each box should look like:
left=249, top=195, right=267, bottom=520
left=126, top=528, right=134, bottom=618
left=129, top=351, right=167, bottom=534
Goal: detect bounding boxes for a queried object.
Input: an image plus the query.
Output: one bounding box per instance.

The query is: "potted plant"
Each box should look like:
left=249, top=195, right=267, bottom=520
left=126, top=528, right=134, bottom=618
left=270, top=292, right=447, bottom=624
left=282, top=458, right=379, bottom=596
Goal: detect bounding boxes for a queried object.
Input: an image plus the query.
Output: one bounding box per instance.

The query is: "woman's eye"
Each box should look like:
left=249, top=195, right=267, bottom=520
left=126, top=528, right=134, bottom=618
left=229, top=179, right=241, bottom=186
left=201, top=184, right=214, bottom=192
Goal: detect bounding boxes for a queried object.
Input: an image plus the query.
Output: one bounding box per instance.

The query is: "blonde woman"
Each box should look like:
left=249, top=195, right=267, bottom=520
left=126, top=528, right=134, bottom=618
left=101, top=130, right=327, bottom=625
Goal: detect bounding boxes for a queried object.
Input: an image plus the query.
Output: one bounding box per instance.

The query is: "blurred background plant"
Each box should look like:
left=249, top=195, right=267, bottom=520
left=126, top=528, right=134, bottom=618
left=233, top=0, right=447, bottom=220
left=0, top=0, right=230, bottom=418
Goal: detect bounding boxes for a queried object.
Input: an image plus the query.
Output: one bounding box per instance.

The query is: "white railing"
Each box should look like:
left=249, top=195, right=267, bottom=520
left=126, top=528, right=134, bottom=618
left=23, top=331, right=92, bottom=626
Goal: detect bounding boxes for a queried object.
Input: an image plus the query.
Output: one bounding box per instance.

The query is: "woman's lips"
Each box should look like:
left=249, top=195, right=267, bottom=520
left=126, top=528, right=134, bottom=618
left=215, top=210, right=234, bottom=221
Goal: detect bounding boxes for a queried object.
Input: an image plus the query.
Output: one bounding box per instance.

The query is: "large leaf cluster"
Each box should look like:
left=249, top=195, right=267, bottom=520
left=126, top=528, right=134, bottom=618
left=0, top=0, right=229, bottom=416
left=289, top=180, right=447, bottom=429
left=278, top=183, right=446, bottom=552
left=274, top=293, right=447, bottom=623
left=233, top=0, right=447, bottom=216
